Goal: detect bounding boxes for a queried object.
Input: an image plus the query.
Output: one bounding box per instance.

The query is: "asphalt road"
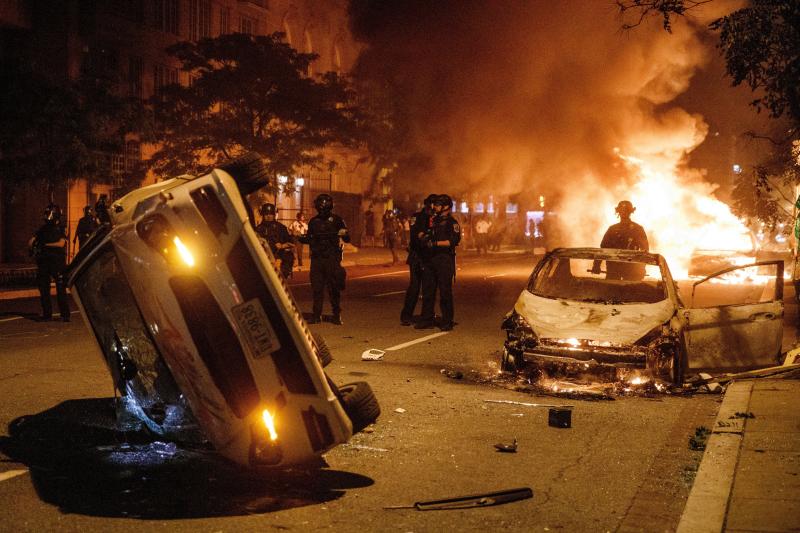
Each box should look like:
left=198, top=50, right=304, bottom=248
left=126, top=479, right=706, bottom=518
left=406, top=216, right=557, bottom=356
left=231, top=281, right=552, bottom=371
left=0, top=252, right=789, bottom=532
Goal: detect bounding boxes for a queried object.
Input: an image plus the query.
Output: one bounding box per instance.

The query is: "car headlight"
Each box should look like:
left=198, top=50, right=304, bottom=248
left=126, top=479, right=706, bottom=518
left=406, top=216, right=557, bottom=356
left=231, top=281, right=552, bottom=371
left=136, top=214, right=196, bottom=267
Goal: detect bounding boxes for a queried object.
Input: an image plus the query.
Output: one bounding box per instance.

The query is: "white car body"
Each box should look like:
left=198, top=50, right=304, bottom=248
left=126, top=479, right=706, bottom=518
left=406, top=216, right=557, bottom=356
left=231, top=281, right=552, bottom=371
left=67, top=166, right=359, bottom=467
left=502, top=248, right=785, bottom=382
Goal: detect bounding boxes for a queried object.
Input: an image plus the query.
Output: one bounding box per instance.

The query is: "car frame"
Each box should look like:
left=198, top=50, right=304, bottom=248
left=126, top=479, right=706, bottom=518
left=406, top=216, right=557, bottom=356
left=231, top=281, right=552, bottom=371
left=66, top=154, right=379, bottom=468
left=501, top=247, right=785, bottom=383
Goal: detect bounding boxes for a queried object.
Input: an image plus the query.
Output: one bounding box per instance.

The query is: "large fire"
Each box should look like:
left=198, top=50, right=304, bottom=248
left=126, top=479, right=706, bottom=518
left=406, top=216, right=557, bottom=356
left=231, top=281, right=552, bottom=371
left=609, top=149, right=754, bottom=279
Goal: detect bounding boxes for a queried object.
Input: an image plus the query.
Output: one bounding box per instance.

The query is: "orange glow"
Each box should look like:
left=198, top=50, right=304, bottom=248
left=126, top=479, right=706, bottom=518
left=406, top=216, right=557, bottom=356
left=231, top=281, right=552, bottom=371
left=262, top=409, right=278, bottom=441
left=611, top=150, right=753, bottom=279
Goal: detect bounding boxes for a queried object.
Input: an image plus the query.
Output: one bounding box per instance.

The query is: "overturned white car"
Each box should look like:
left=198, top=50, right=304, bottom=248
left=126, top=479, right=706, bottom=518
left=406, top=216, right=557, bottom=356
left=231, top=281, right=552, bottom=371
left=66, top=153, right=379, bottom=468
left=501, top=248, right=785, bottom=384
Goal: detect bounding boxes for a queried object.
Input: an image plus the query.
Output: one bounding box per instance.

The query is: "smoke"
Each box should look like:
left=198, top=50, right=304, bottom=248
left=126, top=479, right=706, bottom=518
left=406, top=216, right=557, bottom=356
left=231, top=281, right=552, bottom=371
left=349, top=0, right=739, bottom=249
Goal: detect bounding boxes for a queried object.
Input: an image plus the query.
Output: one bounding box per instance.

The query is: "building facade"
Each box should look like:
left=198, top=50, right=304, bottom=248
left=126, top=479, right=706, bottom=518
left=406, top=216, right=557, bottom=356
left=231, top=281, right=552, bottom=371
left=0, top=0, right=379, bottom=263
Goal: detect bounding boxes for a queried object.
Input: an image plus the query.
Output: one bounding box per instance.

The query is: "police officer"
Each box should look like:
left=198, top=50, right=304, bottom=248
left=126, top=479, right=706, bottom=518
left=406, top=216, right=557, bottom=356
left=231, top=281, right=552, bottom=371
left=592, top=200, right=650, bottom=280
left=300, top=193, right=349, bottom=325
left=28, top=204, right=70, bottom=321
left=416, top=194, right=461, bottom=331
left=73, top=205, right=98, bottom=252
left=400, top=194, right=437, bottom=325
left=255, top=203, right=294, bottom=279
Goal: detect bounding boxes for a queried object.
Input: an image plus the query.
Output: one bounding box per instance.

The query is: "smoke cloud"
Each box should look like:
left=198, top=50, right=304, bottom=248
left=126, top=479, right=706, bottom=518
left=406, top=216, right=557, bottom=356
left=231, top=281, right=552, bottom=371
left=349, top=0, right=748, bottom=253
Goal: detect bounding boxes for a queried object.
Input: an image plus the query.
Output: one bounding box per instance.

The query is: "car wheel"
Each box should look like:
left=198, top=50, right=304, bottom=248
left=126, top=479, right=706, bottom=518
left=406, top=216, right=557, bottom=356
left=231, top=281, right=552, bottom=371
left=217, top=152, right=270, bottom=196
left=337, top=381, right=381, bottom=433
left=312, top=333, right=333, bottom=368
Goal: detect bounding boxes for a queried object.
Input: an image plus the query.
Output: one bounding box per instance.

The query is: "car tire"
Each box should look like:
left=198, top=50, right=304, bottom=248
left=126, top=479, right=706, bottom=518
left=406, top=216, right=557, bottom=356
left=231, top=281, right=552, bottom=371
left=217, top=152, right=270, bottom=196
left=337, top=381, right=381, bottom=433
left=312, top=333, right=333, bottom=368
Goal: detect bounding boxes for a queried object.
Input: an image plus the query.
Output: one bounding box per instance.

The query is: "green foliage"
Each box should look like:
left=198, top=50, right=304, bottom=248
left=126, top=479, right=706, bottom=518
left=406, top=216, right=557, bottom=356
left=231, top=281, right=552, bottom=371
left=0, top=65, right=142, bottom=192
left=147, top=33, right=362, bottom=187
left=711, top=1, right=800, bottom=124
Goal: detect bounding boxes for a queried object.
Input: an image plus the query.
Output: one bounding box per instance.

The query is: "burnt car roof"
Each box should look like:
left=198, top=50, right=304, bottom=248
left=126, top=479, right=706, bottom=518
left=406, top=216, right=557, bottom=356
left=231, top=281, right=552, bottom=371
left=547, top=247, right=663, bottom=265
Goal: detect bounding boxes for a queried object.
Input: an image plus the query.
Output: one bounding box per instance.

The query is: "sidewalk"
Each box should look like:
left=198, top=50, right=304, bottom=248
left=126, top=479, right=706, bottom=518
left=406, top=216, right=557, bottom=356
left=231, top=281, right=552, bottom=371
left=677, top=376, right=800, bottom=532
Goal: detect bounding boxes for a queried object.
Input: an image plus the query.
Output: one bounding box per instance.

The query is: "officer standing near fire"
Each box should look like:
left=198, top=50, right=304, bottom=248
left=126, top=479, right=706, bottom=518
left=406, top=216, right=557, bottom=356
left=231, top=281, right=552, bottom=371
left=256, top=203, right=294, bottom=279
left=416, top=194, right=461, bottom=331
left=73, top=205, right=98, bottom=252
left=301, top=193, right=349, bottom=325
left=28, top=204, right=70, bottom=321
left=401, top=193, right=437, bottom=325
left=592, top=200, right=649, bottom=280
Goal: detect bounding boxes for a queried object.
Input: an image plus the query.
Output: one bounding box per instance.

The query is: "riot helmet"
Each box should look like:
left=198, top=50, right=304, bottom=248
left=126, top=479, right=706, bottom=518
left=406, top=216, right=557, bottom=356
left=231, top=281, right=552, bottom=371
left=44, top=203, right=62, bottom=224
left=434, top=194, right=452, bottom=211
left=615, top=200, right=635, bottom=217
left=83, top=205, right=93, bottom=217
left=260, top=203, right=277, bottom=216
left=424, top=194, right=438, bottom=208
left=314, top=193, right=333, bottom=214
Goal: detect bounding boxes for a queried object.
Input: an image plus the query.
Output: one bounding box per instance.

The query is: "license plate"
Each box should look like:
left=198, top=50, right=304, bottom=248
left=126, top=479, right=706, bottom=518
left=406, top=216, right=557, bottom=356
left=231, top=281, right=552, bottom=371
left=232, top=298, right=280, bottom=359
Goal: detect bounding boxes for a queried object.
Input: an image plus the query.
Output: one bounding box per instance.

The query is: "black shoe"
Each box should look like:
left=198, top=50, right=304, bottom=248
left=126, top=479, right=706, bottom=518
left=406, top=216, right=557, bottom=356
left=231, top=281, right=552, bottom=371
left=414, top=320, right=435, bottom=329
left=439, top=322, right=454, bottom=331
left=307, top=315, right=322, bottom=324
left=61, top=315, right=70, bottom=322
left=36, top=315, right=52, bottom=322
left=400, top=316, right=413, bottom=326
left=331, top=314, right=343, bottom=325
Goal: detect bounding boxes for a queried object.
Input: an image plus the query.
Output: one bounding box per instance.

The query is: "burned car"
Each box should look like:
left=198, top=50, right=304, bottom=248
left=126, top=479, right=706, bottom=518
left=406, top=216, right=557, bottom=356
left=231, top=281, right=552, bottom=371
left=501, top=248, right=785, bottom=384
left=66, top=154, right=379, bottom=468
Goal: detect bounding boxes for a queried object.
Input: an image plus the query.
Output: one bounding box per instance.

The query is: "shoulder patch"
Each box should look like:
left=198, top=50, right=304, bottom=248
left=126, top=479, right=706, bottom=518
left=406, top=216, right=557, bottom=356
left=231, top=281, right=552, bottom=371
left=453, top=223, right=460, bottom=232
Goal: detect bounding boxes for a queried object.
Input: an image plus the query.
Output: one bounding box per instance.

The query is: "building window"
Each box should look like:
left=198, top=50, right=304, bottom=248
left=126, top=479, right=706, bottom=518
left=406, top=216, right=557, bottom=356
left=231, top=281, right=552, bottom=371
left=154, top=64, right=179, bottom=96
left=219, top=6, right=230, bottom=35
left=111, top=153, right=125, bottom=174
left=153, top=0, right=179, bottom=35
left=239, top=15, right=256, bottom=35
left=189, top=0, right=211, bottom=41
left=128, top=56, right=143, bottom=99
left=125, top=141, right=141, bottom=172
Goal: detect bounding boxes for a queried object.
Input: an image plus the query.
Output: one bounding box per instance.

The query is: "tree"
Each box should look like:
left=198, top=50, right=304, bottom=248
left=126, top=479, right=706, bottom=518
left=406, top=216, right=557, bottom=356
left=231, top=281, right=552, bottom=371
left=0, top=64, right=142, bottom=196
left=148, top=32, right=362, bottom=188
left=617, top=0, right=800, bottom=125
left=619, top=0, right=800, bottom=238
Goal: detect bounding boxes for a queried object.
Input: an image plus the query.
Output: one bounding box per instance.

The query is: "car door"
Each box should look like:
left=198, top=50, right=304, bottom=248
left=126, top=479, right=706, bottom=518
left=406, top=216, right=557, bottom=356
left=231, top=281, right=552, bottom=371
left=682, top=260, right=784, bottom=372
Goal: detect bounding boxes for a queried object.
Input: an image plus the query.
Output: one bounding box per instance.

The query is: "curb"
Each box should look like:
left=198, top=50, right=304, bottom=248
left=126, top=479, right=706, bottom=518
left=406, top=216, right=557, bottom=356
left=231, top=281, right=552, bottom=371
left=676, top=381, right=753, bottom=533
left=0, top=286, right=69, bottom=301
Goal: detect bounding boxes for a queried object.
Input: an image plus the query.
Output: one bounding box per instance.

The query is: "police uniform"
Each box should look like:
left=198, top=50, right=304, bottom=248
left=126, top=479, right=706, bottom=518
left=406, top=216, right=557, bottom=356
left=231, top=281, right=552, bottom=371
left=74, top=213, right=98, bottom=250
left=256, top=219, right=294, bottom=278
left=400, top=206, right=432, bottom=324
left=419, top=207, right=461, bottom=330
left=32, top=222, right=70, bottom=321
left=599, top=220, right=649, bottom=280
left=301, top=207, right=349, bottom=323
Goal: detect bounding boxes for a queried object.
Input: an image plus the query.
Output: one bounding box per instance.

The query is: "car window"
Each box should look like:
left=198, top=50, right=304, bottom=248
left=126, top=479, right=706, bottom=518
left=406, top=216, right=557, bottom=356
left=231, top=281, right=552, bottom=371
left=691, top=262, right=781, bottom=308
left=74, top=245, right=177, bottom=406
left=528, top=256, right=666, bottom=304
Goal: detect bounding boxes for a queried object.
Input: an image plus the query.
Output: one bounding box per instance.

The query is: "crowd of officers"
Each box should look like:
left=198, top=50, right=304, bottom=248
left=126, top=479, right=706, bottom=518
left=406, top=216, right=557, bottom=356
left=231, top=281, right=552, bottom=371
left=27, top=189, right=642, bottom=332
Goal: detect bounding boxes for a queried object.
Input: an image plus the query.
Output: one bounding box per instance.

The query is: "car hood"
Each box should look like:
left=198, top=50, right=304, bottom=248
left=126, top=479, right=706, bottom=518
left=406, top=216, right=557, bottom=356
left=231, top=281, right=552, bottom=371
left=513, top=290, right=675, bottom=344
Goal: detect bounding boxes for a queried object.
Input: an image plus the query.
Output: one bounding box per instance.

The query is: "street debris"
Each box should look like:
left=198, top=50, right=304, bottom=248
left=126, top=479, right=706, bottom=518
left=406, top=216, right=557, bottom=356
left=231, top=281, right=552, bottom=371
left=494, top=438, right=518, bottom=453
left=342, top=443, right=389, bottom=452
left=383, top=487, right=533, bottom=511
left=688, top=426, right=711, bottom=451
left=730, top=411, right=755, bottom=419
left=394, top=407, right=406, bottom=414
left=548, top=408, right=572, bottom=429
left=484, top=399, right=573, bottom=409
left=361, top=348, right=386, bottom=361
left=441, top=368, right=464, bottom=380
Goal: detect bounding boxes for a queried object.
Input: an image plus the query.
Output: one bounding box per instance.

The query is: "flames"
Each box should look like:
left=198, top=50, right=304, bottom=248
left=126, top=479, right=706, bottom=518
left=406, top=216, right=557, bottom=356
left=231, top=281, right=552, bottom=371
left=610, top=149, right=754, bottom=280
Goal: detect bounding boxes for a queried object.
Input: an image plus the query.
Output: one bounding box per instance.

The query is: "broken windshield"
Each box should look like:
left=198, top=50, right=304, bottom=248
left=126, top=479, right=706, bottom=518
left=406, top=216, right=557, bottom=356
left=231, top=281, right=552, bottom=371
left=528, top=256, right=667, bottom=304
